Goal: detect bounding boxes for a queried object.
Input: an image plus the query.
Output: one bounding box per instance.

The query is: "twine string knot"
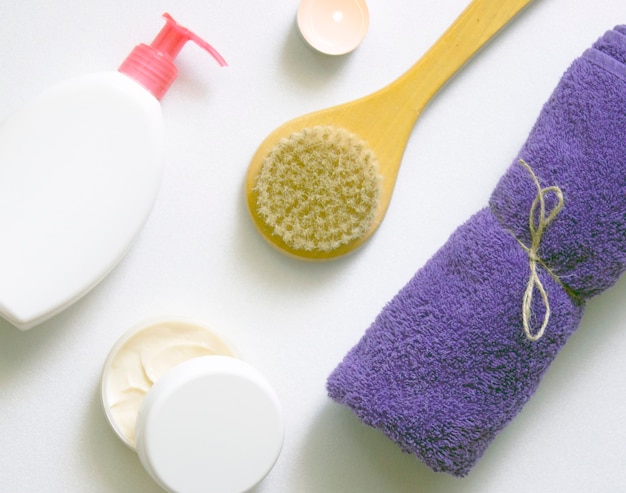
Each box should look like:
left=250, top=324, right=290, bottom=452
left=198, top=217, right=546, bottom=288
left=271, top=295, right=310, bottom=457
left=518, top=159, right=564, bottom=341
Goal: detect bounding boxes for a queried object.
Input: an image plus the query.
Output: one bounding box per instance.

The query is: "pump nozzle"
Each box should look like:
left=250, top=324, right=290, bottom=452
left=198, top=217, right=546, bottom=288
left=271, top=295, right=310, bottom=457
left=119, top=13, right=227, bottom=100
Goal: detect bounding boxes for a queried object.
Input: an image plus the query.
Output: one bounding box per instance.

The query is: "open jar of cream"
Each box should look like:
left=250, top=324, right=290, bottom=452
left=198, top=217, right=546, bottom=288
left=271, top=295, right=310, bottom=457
left=101, top=318, right=284, bottom=493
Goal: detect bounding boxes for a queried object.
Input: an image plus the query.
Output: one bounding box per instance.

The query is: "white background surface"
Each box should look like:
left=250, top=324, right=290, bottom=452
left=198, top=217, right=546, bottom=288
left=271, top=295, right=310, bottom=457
left=1, top=1, right=626, bottom=492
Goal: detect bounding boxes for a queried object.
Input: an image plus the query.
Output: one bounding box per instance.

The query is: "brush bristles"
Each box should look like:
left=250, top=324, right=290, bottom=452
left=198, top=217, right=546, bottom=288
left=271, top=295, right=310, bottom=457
left=254, top=126, right=381, bottom=253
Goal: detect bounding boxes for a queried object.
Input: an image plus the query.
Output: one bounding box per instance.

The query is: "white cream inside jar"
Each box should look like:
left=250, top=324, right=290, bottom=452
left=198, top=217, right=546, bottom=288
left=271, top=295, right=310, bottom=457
left=101, top=318, right=235, bottom=448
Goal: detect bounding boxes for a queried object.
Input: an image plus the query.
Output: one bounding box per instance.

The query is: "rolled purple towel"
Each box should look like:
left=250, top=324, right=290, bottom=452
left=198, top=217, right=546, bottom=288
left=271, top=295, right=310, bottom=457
left=327, top=26, right=626, bottom=477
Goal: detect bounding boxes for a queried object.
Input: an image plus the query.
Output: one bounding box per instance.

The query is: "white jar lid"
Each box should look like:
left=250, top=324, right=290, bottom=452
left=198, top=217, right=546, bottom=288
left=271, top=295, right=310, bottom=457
left=134, top=355, right=284, bottom=493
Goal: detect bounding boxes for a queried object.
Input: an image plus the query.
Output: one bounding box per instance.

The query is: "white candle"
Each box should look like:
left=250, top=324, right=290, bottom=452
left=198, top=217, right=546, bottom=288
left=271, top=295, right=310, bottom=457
left=297, top=0, right=370, bottom=55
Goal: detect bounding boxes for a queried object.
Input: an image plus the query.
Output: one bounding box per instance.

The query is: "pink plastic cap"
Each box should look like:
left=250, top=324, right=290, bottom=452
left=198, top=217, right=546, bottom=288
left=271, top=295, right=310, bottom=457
left=119, top=13, right=227, bottom=100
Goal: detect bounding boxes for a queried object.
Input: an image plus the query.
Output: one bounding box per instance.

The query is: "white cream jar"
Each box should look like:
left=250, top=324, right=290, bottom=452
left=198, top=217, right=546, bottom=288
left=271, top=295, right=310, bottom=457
left=101, top=318, right=284, bottom=493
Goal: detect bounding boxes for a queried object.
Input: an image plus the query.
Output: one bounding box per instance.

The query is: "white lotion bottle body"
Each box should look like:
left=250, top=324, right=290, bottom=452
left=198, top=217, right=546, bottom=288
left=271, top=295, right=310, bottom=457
left=0, top=13, right=226, bottom=329
left=0, top=71, right=164, bottom=329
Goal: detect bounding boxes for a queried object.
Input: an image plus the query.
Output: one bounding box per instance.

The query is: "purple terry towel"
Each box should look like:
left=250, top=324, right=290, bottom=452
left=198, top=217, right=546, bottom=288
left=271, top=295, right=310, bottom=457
left=327, top=27, right=626, bottom=477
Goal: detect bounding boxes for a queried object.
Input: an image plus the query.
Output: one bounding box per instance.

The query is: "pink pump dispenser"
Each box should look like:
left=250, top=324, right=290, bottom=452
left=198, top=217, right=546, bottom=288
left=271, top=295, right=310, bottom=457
left=119, top=13, right=227, bottom=100
left=0, top=13, right=226, bottom=330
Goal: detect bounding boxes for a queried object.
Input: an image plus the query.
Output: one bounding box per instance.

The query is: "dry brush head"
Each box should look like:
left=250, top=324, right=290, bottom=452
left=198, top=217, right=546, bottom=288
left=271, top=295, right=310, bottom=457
left=253, top=126, right=382, bottom=254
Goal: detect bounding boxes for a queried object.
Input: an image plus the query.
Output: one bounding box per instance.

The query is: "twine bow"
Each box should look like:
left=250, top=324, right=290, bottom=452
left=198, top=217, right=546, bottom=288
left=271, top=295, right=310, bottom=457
left=518, top=160, right=564, bottom=341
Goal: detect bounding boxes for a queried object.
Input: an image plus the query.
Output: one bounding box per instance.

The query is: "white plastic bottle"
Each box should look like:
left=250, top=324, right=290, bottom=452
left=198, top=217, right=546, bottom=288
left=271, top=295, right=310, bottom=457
left=0, top=14, right=226, bottom=330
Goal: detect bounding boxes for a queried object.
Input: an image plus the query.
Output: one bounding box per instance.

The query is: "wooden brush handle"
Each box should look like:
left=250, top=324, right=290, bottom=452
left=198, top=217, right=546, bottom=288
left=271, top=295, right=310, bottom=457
left=391, top=0, right=534, bottom=117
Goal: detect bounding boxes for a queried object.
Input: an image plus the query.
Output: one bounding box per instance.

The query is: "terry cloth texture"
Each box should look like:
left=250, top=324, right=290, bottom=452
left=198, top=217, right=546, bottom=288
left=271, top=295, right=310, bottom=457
left=327, top=26, right=626, bottom=477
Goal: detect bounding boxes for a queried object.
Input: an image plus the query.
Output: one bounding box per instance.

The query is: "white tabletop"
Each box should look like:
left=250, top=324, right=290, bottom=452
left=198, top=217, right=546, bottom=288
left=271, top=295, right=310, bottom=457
left=1, top=1, right=626, bottom=492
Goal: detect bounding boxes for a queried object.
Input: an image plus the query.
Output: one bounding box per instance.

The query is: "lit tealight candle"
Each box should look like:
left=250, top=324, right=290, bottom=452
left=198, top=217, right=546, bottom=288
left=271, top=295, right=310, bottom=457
left=297, top=0, right=370, bottom=55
